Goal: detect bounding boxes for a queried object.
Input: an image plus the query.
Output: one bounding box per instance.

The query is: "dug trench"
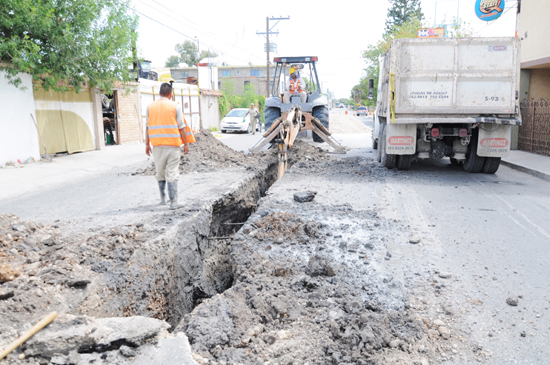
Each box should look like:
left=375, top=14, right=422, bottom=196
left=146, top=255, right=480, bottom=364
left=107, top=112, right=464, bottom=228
left=0, top=139, right=329, bottom=364
left=0, top=137, right=477, bottom=364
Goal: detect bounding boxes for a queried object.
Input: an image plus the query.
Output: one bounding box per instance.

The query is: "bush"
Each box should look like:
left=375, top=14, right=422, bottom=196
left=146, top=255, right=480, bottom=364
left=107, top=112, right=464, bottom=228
left=219, top=81, right=266, bottom=123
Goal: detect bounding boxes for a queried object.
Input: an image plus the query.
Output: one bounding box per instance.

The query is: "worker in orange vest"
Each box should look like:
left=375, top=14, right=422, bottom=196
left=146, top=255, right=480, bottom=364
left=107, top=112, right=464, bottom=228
left=145, top=82, right=190, bottom=210
left=284, top=67, right=307, bottom=103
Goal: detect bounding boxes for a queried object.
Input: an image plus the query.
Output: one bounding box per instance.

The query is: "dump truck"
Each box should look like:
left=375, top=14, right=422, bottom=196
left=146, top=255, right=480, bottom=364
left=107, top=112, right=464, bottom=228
left=371, top=37, right=521, bottom=173
left=250, top=56, right=344, bottom=178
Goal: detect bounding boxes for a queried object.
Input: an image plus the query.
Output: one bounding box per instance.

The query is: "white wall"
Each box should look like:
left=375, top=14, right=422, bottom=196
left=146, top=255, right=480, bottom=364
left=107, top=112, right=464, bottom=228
left=139, top=79, right=201, bottom=135
left=0, top=71, right=41, bottom=165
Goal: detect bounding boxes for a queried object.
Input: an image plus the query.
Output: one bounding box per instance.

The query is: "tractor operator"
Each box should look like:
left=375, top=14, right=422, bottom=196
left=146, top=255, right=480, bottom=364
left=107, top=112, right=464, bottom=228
left=284, top=67, right=307, bottom=103
left=145, top=82, right=190, bottom=210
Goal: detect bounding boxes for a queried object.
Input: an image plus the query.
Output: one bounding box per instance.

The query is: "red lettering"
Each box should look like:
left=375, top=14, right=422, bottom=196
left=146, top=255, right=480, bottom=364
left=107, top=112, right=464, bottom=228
left=480, top=138, right=509, bottom=148
left=389, top=136, right=415, bottom=146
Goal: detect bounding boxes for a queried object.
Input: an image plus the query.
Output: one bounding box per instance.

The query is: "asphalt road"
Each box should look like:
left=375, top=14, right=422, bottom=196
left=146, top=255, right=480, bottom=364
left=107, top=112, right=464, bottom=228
left=373, top=157, right=550, bottom=363
left=219, top=125, right=550, bottom=363
left=217, top=110, right=373, bottom=153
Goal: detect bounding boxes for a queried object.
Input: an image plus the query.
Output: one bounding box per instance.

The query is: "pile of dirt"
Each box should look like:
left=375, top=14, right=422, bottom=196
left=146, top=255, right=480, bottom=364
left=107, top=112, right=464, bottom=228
left=329, top=113, right=372, bottom=134
left=137, top=129, right=328, bottom=175
left=0, top=213, right=163, bottom=361
left=177, top=204, right=430, bottom=364
left=249, top=212, right=321, bottom=244
left=138, top=129, right=250, bottom=175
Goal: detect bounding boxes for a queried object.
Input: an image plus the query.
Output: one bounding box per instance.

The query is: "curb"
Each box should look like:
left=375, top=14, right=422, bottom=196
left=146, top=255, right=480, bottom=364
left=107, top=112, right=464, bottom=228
left=501, top=160, right=550, bottom=182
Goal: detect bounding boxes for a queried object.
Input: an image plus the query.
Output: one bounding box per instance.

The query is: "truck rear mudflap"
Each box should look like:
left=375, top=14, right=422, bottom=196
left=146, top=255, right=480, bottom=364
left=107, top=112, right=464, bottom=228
left=385, top=124, right=416, bottom=155
left=384, top=123, right=512, bottom=158
left=477, top=124, right=511, bottom=158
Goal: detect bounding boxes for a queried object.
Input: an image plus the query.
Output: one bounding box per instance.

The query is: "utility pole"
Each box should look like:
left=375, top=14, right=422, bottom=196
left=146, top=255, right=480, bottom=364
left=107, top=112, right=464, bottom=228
left=257, top=16, right=289, bottom=97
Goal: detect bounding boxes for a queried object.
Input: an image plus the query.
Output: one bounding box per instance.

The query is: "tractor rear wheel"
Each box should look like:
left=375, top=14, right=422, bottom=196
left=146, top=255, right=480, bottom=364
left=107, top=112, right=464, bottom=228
left=312, top=106, right=329, bottom=143
left=264, top=107, right=281, bottom=132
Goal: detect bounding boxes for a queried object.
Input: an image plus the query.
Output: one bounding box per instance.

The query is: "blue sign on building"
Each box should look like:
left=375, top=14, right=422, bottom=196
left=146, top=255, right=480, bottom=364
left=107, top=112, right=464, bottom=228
left=475, top=0, right=506, bottom=22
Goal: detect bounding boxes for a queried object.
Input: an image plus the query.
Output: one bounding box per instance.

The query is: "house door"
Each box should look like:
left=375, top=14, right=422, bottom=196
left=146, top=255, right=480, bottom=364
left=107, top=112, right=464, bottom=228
left=33, top=86, right=96, bottom=154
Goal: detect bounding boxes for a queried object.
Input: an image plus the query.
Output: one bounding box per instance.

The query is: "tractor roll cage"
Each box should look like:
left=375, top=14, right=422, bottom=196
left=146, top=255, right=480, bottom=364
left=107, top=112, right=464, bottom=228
left=271, top=56, right=321, bottom=97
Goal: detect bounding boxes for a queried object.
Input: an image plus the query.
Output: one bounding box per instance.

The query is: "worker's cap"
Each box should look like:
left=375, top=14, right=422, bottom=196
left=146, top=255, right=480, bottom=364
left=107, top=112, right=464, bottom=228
left=250, top=103, right=254, bottom=106
left=289, top=67, right=295, bottom=74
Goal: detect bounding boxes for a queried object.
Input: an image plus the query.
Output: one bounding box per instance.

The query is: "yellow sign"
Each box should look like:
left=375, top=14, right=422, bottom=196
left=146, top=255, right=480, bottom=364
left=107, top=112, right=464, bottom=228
left=356, top=103, right=359, bottom=106
left=417, top=28, right=445, bottom=38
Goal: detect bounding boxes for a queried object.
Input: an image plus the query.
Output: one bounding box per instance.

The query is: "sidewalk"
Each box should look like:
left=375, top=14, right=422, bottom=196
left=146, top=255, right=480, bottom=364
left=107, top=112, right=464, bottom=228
left=502, top=150, right=550, bottom=182
left=0, top=143, right=148, bottom=201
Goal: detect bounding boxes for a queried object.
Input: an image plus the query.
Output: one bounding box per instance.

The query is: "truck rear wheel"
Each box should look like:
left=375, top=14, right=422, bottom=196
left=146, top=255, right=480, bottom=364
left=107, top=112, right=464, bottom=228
left=463, top=134, right=486, bottom=173
left=264, top=107, right=281, bottom=131
left=312, top=106, right=329, bottom=143
left=380, top=124, right=397, bottom=169
left=396, top=154, right=413, bottom=170
left=482, top=157, right=501, bottom=174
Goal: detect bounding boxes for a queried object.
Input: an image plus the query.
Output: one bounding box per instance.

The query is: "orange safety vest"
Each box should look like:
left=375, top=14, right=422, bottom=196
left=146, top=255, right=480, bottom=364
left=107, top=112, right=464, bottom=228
left=148, top=99, right=195, bottom=146
left=290, top=78, right=304, bottom=94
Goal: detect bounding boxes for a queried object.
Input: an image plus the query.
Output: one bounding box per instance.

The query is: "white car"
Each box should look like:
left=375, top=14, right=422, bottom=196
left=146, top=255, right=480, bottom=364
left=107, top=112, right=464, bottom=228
left=220, top=108, right=261, bottom=134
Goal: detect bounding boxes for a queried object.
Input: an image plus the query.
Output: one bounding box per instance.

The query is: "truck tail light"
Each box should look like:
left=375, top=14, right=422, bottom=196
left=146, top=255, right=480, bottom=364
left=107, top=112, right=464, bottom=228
left=431, top=128, right=440, bottom=138
left=459, top=129, right=467, bottom=137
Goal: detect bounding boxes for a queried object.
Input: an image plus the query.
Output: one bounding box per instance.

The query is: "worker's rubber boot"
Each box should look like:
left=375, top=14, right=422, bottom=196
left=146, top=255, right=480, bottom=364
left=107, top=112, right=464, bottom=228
left=167, top=181, right=179, bottom=210
left=158, top=181, right=167, bottom=205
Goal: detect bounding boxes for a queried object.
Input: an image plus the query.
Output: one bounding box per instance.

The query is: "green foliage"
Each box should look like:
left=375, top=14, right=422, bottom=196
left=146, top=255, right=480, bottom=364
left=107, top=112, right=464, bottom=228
left=385, top=0, right=424, bottom=35
left=0, top=0, right=138, bottom=92
left=165, top=55, right=180, bottom=68
left=174, top=40, right=218, bottom=67
left=219, top=80, right=265, bottom=123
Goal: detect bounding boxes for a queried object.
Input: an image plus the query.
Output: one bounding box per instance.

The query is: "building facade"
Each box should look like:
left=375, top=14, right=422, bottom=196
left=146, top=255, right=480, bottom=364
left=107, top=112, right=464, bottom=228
left=170, top=65, right=276, bottom=97
left=518, top=0, right=550, bottom=155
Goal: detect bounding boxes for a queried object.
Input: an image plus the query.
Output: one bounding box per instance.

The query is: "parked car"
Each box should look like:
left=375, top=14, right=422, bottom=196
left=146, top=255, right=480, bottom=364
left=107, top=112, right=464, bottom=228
left=220, top=108, right=261, bottom=134
left=356, top=106, right=368, bottom=116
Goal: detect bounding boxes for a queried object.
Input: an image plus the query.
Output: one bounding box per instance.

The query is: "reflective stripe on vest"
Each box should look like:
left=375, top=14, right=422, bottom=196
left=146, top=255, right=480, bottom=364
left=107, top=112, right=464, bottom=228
left=290, top=78, right=303, bottom=94
left=148, top=99, right=183, bottom=147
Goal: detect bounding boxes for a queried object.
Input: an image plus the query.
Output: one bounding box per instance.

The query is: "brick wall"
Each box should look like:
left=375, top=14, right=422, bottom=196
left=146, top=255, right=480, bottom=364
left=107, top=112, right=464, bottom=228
left=116, top=85, right=143, bottom=144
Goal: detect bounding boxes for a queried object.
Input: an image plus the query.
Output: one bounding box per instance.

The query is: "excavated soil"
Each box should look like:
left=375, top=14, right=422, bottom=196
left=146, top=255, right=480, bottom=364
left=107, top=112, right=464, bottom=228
left=137, top=129, right=327, bottom=176
left=0, top=139, right=467, bottom=364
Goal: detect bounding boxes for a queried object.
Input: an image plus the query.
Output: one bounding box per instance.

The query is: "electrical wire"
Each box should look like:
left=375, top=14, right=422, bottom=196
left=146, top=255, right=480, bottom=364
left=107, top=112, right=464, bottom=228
left=134, top=0, right=265, bottom=63
left=131, top=8, right=253, bottom=65
left=474, top=3, right=517, bottom=34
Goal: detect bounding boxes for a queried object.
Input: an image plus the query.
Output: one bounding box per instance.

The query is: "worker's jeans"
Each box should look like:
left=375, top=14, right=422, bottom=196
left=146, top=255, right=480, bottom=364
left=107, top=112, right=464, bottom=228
left=284, top=91, right=307, bottom=103
left=250, top=116, right=257, bottom=134
left=153, top=146, right=181, bottom=182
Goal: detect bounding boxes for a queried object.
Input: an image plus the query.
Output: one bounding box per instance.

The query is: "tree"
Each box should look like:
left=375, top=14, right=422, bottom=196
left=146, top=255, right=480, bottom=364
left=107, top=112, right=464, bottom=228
left=165, top=55, right=180, bottom=68
left=385, top=0, right=423, bottom=35
left=174, top=40, right=218, bottom=67
left=358, top=15, right=474, bottom=108
left=0, top=0, right=138, bottom=92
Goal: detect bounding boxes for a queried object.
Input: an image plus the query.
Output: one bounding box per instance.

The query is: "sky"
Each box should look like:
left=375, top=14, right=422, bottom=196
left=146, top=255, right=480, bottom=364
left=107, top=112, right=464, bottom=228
left=132, top=0, right=518, bottom=99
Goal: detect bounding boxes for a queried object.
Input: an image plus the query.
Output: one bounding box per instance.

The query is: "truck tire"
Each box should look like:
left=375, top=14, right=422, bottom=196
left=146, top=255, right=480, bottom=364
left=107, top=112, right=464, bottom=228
left=380, top=124, right=396, bottom=169
left=312, top=106, right=329, bottom=143
left=463, top=134, right=486, bottom=173
left=376, top=138, right=382, bottom=162
left=482, top=157, right=501, bottom=174
left=396, top=154, right=413, bottom=170
left=373, top=138, right=378, bottom=150
left=264, top=107, right=281, bottom=131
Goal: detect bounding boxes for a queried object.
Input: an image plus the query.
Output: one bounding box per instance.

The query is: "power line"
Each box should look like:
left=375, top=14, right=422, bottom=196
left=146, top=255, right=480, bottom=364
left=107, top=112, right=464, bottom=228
left=131, top=8, right=253, bottom=65
left=135, top=0, right=265, bottom=63
left=474, top=4, right=516, bottom=34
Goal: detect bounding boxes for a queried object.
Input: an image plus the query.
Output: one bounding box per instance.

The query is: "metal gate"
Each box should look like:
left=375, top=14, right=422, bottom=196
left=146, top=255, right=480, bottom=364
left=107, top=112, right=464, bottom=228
left=519, top=99, right=550, bottom=156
